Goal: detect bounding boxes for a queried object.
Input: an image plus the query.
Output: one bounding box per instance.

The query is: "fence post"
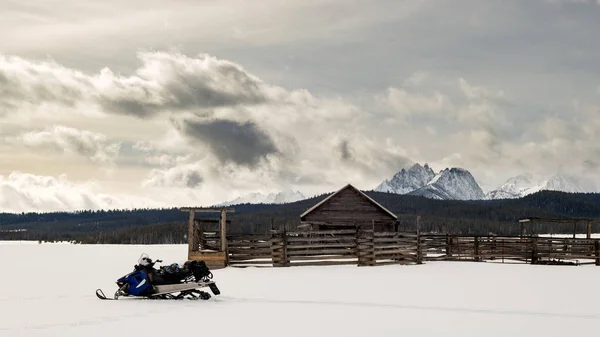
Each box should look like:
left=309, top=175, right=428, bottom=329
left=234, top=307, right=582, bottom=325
left=282, top=227, right=288, bottom=266
left=595, top=241, right=600, bottom=266
left=474, top=236, right=480, bottom=262
left=445, top=234, right=451, bottom=259
left=416, top=216, right=423, bottom=264
left=357, top=225, right=375, bottom=266
left=187, top=209, right=196, bottom=254
left=271, top=229, right=286, bottom=267
left=531, top=237, right=538, bottom=264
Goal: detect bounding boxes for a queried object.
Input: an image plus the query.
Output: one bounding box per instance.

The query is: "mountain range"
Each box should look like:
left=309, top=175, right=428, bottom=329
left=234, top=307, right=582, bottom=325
left=375, top=164, right=485, bottom=200
left=375, top=163, right=595, bottom=201
left=215, top=188, right=305, bottom=206
left=213, top=163, right=596, bottom=205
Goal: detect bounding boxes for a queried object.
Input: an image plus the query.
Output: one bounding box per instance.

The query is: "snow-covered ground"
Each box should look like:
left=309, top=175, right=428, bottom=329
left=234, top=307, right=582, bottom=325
left=2, top=241, right=600, bottom=337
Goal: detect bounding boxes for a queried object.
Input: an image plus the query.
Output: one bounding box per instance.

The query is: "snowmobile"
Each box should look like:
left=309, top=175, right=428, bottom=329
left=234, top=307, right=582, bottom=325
left=96, top=253, right=221, bottom=300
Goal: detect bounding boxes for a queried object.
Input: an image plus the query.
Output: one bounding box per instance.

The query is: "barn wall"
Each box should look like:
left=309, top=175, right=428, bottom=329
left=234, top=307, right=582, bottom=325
left=302, top=187, right=396, bottom=228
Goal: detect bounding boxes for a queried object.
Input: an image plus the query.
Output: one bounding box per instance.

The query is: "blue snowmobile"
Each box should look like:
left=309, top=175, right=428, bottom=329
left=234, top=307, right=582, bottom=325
left=96, top=253, right=220, bottom=300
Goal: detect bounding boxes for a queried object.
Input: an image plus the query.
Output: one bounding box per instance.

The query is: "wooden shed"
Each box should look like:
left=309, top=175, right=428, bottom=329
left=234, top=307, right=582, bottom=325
left=300, top=184, right=398, bottom=231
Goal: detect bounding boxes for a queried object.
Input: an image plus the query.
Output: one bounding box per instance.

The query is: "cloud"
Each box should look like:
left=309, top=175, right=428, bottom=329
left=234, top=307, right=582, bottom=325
left=0, top=51, right=310, bottom=118
left=18, top=126, right=120, bottom=164
left=1, top=50, right=404, bottom=197
left=142, top=163, right=204, bottom=188
left=0, top=55, right=90, bottom=117
left=0, top=172, right=163, bottom=213
left=132, top=140, right=155, bottom=153
left=174, top=117, right=279, bottom=167
left=1, top=45, right=599, bottom=207
left=379, top=87, right=450, bottom=117
left=93, top=52, right=280, bottom=117
left=456, top=78, right=511, bottom=129
left=339, top=140, right=353, bottom=161
left=142, top=154, right=192, bottom=168
left=458, top=78, right=505, bottom=102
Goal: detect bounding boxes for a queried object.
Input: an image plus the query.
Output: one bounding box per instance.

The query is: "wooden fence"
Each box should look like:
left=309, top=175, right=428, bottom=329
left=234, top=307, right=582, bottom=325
left=421, top=235, right=600, bottom=265
left=221, top=229, right=421, bottom=267
left=198, top=230, right=600, bottom=267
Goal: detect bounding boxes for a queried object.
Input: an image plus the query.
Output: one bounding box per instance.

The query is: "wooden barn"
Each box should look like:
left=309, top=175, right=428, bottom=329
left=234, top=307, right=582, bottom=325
left=300, top=184, right=398, bottom=231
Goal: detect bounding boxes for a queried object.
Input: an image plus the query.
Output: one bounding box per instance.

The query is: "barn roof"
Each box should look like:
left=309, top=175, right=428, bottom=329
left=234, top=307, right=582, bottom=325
left=300, top=184, right=398, bottom=220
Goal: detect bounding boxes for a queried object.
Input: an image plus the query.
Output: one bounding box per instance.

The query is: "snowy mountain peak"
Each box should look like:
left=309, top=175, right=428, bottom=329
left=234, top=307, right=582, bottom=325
left=375, top=164, right=485, bottom=200
left=375, top=163, right=435, bottom=194
left=486, top=173, right=590, bottom=200
left=543, top=174, right=585, bottom=193
left=409, top=167, right=485, bottom=200
left=215, top=189, right=305, bottom=206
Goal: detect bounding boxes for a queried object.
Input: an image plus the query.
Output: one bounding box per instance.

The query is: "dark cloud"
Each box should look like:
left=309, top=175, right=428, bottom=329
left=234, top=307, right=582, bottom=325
left=0, top=55, right=85, bottom=108
left=95, top=52, right=273, bottom=117
left=142, top=165, right=204, bottom=188
left=177, top=118, right=278, bottom=167
left=339, top=140, right=353, bottom=161
left=0, top=52, right=283, bottom=118
left=184, top=171, right=203, bottom=188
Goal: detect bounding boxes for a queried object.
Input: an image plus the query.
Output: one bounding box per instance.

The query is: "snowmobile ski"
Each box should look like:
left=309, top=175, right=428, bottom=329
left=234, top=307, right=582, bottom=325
left=96, top=289, right=115, bottom=300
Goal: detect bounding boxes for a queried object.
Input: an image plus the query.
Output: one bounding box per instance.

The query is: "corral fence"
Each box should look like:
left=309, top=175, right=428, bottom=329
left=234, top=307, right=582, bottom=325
left=198, top=229, right=600, bottom=267
left=421, top=234, right=600, bottom=266
left=200, top=228, right=421, bottom=267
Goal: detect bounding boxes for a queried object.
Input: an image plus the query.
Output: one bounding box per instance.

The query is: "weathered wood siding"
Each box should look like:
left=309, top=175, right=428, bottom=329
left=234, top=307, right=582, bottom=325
left=301, top=187, right=396, bottom=228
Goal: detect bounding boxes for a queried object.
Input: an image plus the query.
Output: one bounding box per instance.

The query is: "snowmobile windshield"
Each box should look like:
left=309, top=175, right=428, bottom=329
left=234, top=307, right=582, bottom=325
left=138, top=253, right=151, bottom=266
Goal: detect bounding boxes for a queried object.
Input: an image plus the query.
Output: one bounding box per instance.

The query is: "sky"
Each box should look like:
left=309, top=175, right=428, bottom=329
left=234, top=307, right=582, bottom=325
left=1, top=0, right=599, bottom=212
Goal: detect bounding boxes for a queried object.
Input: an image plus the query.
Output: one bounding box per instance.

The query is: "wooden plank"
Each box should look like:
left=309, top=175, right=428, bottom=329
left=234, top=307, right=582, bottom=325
left=374, top=244, right=417, bottom=250
left=227, top=235, right=272, bottom=241
left=286, top=248, right=357, bottom=256
left=286, top=237, right=357, bottom=243
left=287, top=243, right=357, bottom=249
left=229, top=255, right=273, bottom=261
left=373, top=238, right=418, bottom=244
left=288, top=255, right=357, bottom=261
left=289, top=260, right=358, bottom=267
left=228, top=243, right=272, bottom=249
left=286, top=229, right=357, bottom=235
left=229, top=260, right=273, bottom=265
left=373, top=232, right=418, bottom=238
left=188, top=251, right=227, bottom=265
left=228, top=248, right=273, bottom=254
left=374, top=249, right=417, bottom=256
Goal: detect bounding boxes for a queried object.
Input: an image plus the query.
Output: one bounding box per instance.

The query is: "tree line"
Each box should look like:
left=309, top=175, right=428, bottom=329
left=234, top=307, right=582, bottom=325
left=1, top=190, right=599, bottom=244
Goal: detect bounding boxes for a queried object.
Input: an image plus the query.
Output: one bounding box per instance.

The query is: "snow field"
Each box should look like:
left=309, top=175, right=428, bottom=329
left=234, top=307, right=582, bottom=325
left=1, top=242, right=600, bottom=337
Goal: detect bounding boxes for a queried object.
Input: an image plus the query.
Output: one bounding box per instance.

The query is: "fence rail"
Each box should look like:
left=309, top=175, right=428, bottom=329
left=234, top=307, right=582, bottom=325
left=221, top=228, right=420, bottom=267
left=421, top=234, right=600, bottom=265
left=195, top=230, right=600, bottom=267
